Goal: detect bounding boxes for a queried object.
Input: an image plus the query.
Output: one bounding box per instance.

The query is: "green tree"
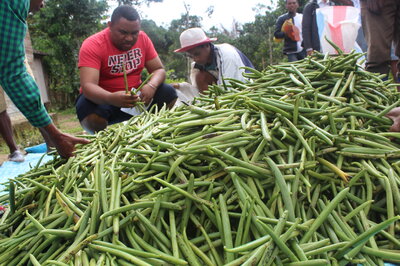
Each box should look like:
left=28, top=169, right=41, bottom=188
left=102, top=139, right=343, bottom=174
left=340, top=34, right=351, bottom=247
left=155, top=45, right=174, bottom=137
left=234, top=11, right=284, bottom=71
left=141, top=20, right=171, bottom=53
left=28, top=0, right=108, bottom=108
left=140, top=19, right=174, bottom=78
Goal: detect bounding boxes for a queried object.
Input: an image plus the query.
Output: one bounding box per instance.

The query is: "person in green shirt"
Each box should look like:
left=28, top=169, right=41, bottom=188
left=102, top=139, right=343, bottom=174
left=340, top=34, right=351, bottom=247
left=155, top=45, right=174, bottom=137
left=0, top=0, right=89, bottom=158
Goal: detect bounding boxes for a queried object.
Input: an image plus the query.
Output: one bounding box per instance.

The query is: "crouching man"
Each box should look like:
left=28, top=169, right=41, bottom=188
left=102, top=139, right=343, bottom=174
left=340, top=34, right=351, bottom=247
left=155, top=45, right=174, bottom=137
left=76, top=5, right=177, bottom=134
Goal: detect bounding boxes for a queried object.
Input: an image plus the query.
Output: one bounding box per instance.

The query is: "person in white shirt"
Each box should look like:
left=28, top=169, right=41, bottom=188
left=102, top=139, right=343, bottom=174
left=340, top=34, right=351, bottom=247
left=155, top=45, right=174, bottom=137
left=174, top=28, right=254, bottom=94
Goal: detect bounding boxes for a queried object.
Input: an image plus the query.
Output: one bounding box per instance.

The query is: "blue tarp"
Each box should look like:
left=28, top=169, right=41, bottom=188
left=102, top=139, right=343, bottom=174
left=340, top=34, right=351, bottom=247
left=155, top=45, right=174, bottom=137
left=0, top=143, right=53, bottom=194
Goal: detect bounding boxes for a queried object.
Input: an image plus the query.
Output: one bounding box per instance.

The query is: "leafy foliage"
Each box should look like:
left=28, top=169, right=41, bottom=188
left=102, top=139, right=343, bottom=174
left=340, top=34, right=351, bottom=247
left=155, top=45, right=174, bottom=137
left=28, top=0, right=108, bottom=108
left=233, top=8, right=286, bottom=70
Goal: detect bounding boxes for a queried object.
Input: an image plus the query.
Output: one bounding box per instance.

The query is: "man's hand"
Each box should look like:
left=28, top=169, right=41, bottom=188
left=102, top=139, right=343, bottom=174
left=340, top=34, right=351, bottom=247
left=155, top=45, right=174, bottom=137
left=386, top=107, right=400, bottom=132
left=139, top=84, right=157, bottom=105
left=43, top=123, right=90, bottom=158
left=53, top=133, right=90, bottom=158
left=109, top=91, right=140, bottom=108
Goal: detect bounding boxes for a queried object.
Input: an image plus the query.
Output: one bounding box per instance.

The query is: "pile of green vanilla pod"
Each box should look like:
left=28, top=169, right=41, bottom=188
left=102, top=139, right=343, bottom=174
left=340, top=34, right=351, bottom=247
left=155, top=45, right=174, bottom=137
left=1, top=51, right=400, bottom=266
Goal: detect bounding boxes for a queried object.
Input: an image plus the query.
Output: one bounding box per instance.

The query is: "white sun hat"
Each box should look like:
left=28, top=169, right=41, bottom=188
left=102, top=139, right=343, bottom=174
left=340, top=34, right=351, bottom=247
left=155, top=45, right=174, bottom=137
left=174, top=27, right=217, bottom=53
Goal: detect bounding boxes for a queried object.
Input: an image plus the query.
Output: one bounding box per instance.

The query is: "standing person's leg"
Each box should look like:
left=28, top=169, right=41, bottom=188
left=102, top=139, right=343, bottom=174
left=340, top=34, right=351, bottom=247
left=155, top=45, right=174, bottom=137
left=0, top=87, right=24, bottom=162
left=361, top=0, right=395, bottom=75
left=390, top=45, right=399, bottom=80
left=394, top=2, right=400, bottom=81
left=0, top=111, right=24, bottom=159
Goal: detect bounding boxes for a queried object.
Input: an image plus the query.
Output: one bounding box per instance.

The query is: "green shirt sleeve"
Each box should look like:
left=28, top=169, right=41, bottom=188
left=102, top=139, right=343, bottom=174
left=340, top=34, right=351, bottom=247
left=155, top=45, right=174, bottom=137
left=0, top=0, right=52, bottom=128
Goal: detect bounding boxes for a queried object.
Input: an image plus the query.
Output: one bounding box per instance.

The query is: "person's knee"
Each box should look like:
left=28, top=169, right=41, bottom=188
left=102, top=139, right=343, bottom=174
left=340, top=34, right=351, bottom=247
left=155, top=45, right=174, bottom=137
left=166, top=98, right=177, bottom=109
left=195, top=71, right=216, bottom=93
left=80, top=113, right=108, bottom=134
left=152, top=83, right=178, bottom=108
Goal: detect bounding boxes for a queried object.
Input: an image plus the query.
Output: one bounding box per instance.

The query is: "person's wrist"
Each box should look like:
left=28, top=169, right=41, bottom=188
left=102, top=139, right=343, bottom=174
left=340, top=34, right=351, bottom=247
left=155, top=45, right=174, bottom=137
left=107, top=92, right=117, bottom=106
left=42, top=123, right=63, bottom=141
left=147, top=83, right=157, bottom=90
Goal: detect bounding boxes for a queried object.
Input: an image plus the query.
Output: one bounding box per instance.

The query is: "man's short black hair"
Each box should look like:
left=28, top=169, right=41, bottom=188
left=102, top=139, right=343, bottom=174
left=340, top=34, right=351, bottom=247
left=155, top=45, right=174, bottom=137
left=111, top=5, right=140, bottom=23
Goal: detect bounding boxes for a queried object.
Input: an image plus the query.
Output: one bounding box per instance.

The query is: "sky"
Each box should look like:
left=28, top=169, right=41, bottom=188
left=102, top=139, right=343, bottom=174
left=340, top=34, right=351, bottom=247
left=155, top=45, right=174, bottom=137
left=108, top=0, right=274, bottom=30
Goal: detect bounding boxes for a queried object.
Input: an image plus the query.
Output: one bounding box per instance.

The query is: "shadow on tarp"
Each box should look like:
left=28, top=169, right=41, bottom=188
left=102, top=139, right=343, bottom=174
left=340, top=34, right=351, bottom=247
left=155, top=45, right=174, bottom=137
left=0, top=152, right=53, bottom=195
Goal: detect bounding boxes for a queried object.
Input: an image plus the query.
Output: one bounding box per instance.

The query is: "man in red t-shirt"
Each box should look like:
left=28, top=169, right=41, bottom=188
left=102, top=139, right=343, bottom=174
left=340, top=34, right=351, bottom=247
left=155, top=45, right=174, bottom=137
left=76, top=5, right=177, bottom=134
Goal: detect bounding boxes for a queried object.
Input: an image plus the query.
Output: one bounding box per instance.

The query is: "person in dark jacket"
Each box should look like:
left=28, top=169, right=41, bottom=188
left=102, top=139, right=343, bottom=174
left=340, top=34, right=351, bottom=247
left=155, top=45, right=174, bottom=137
left=361, top=0, right=399, bottom=78
left=302, top=0, right=335, bottom=56
left=274, top=0, right=305, bottom=62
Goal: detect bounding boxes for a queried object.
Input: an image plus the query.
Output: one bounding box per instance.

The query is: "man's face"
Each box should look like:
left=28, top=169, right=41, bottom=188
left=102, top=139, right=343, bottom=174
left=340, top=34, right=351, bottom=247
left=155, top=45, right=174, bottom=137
left=108, top=18, right=141, bottom=51
left=286, top=0, right=298, bottom=13
left=186, top=44, right=211, bottom=65
left=29, top=0, right=44, bottom=13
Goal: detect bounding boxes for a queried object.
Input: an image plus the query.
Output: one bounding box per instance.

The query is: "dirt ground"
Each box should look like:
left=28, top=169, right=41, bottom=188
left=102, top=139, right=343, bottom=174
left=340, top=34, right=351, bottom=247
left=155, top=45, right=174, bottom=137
left=0, top=154, right=8, bottom=164
left=0, top=112, right=84, bottom=166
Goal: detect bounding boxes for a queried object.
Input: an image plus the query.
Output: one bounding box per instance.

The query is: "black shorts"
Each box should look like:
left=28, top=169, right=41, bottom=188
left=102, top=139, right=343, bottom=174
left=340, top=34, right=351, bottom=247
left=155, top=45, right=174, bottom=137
left=75, top=83, right=177, bottom=125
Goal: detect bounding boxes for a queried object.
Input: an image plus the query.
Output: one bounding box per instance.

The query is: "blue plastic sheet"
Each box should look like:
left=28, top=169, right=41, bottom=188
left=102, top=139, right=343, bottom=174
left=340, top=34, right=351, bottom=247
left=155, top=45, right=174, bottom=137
left=0, top=150, right=53, bottom=194
left=24, top=143, right=48, bottom=153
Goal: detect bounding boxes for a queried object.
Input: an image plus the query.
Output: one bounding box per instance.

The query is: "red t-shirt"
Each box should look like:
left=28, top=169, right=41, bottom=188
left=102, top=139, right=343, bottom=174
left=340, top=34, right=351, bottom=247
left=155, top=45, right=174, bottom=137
left=78, top=28, right=158, bottom=93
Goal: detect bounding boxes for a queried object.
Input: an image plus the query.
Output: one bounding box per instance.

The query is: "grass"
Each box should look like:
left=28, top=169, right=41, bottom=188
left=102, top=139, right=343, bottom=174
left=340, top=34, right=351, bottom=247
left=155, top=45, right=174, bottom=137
left=55, top=108, right=84, bottom=135
left=55, top=107, right=77, bottom=116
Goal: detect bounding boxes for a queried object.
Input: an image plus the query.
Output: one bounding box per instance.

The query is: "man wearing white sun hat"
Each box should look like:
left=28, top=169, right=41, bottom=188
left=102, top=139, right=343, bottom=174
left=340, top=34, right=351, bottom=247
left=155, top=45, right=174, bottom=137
left=174, top=27, right=254, bottom=94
